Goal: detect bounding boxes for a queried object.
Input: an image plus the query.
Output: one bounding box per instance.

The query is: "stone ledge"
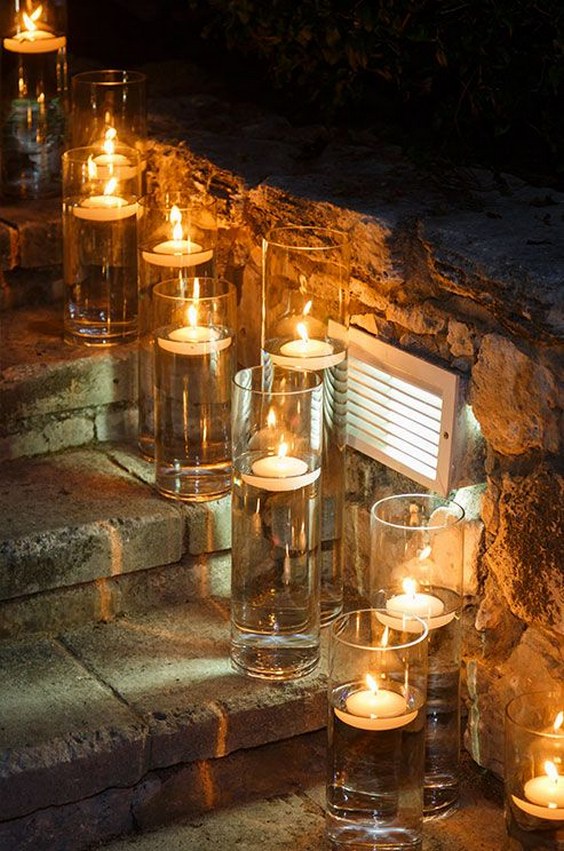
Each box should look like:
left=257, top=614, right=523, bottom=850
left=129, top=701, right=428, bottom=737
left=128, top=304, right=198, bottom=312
left=0, top=601, right=327, bottom=826
left=0, top=444, right=231, bottom=617
left=0, top=305, right=138, bottom=461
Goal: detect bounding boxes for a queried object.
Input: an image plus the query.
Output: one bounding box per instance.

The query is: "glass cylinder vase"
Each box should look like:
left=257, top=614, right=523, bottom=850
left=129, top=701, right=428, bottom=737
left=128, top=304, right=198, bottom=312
left=505, top=690, right=564, bottom=850
left=370, top=493, right=465, bottom=818
left=326, top=608, right=429, bottom=850
left=153, top=277, right=236, bottom=501
left=62, top=144, right=141, bottom=346
left=231, top=365, right=323, bottom=680
left=262, top=225, right=350, bottom=626
left=137, top=193, right=218, bottom=459
left=70, top=69, right=147, bottom=181
left=1, top=0, right=68, bottom=199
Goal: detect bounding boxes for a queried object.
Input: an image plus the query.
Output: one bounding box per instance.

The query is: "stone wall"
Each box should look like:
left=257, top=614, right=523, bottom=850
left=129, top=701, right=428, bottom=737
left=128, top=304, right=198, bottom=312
left=143, top=82, right=563, bottom=776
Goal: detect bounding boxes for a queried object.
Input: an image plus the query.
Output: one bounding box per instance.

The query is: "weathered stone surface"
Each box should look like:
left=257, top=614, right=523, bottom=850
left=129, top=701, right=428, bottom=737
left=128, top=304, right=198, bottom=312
left=0, top=636, right=147, bottom=820
left=0, top=787, right=134, bottom=851
left=447, top=319, right=475, bottom=358
left=466, top=625, right=563, bottom=775
left=132, top=730, right=326, bottom=831
left=105, top=446, right=232, bottom=554
left=0, top=199, right=61, bottom=268
left=0, top=447, right=184, bottom=601
left=61, top=602, right=327, bottom=772
left=483, top=465, right=564, bottom=633
left=386, top=301, right=446, bottom=336
left=0, top=220, right=19, bottom=270
left=471, top=334, right=559, bottom=456
left=0, top=551, right=231, bottom=639
left=0, top=305, right=137, bottom=421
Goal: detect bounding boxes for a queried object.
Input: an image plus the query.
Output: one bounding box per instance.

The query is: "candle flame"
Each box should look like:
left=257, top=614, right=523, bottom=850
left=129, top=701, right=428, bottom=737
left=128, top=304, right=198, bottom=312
left=187, top=304, right=198, bottom=328
left=380, top=625, right=390, bottom=648
left=103, top=177, right=117, bottom=196
left=277, top=441, right=288, bottom=459
left=545, top=761, right=559, bottom=783
left=419, top=545, right=432, bottom=560
left=103, top=126, right=117, bottom=157
left=365, top=673, right=378, bottom=693
left=267, top=409, right=276, bottom=428
left=23, top=5, right=43, bottom=32
left=402, top=577, right=418, bottom=597
left=554, top=711, right=564, bottom=733
left=170, top=205, right=184, bottom=241
left=297, top=322, right=309, bottom=343
left=87, top=155, right=97, bottom=180
left=37, top=92, right=45, bottom=105
left=303, top=299, right=312, bottom=316
left=193, top=277, right=200, bottom=302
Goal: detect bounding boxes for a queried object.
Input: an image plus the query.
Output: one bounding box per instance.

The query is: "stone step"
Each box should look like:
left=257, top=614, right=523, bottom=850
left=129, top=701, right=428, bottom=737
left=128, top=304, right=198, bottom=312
left=1, top=304, right=138, bottom=462
left=98, top=751, right=506, bottom=851
left=0, top=600, right=327, bottom=850
left=0, top=442, right=231, bottom=638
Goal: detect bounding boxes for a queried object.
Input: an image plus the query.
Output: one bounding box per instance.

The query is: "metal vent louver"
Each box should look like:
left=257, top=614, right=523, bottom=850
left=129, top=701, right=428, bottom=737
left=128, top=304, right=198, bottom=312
left=346, top=327, right=460, bottom=496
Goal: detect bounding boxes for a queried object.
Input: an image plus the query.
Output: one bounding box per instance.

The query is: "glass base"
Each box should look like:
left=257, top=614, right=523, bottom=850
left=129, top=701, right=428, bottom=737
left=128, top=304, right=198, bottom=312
left=230, top=635, right=319, bottom=681
left=137, top=435, right=155, bottom=461
left=326, top=815, right=422, bottom=850
left=64, top=323, right=137, bottom=347
left=156, top=467, right=231, bottom=502
left=321, top=598, right=344, bottom=627
left=423, top=780, right=459, bottom=819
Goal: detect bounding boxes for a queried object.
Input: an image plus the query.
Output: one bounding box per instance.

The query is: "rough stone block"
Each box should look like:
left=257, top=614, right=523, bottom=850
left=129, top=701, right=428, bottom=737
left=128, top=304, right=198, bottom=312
left=0, top=551, right=232, bottom=639
left=0, top=787, right=134, bottom=851
left=471, top=334, right=559, bottom=455
left=483, top=464, right=564, bottom=633
left=0, top=636, right=147, bottom=820
left=61, top=602, right=327, bottom=772
left=0, top=447, right=184, bottom=600
left=466, top=626, right=562, bottom=775
left=1, top=306, right=137, bottom=426
left=0, top=412, right=96, bottom=462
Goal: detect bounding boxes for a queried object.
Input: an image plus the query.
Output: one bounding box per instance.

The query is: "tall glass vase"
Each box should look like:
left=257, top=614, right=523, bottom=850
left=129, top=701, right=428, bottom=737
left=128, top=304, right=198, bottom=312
left=1, top=0, right=68, bottom=198
left=370, top=493, right=465, bottom=818
left=262, top=225, right=350, bottom=626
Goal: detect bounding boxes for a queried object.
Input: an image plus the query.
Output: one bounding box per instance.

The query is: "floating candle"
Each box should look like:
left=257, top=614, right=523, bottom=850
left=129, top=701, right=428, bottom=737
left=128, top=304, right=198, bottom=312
left=380, top=578, right=455, bottom=632
left=3, top=6, right=66, bottom=54
left=157, top=304, right=231, bottom=356
left=512, top=761, right=564, bottom=821
left=89, top=128, right=138, bottom=180
left=72, top=175, right=137, bottom=222
left=141, top=205, right=214, bottom=268
left=272, top=322, right=345, bottom=369
left=335, top=674, right=416, bottom=731
left=242, top=441, right=320, bottom=492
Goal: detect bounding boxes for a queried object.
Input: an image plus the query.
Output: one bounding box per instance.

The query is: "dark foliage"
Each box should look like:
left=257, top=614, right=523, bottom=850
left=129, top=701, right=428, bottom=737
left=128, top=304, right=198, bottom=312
left=194, top=0, right=563, bottom=185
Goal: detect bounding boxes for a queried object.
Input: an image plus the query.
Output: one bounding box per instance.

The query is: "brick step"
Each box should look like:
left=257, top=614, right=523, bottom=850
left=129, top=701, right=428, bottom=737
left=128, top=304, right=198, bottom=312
left=0, top=443, right=231, bottom=638
left=0, top=600, right=327, bottom=851
left=1, top=303, right=138, bottom=462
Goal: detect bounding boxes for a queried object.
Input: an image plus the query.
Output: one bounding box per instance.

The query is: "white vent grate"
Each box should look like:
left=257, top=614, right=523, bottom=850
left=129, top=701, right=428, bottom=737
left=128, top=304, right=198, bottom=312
left=346, top=327, right=460, bottom=496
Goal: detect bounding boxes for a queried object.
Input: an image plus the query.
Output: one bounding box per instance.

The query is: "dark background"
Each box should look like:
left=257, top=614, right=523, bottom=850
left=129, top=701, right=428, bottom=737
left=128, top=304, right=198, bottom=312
left=67, top=0, right=564, bottom=189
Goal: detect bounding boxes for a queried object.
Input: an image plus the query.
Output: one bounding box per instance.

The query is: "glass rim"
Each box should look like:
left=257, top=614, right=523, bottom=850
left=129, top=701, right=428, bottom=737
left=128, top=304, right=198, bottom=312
left=371, top=493, right=465, bottom=530
left=71, top=69, right=147, bottom=87
left=264, top=225, right=350, bottom=251
left=62, top=144, right=141, bottom=163
left=505, top=689, right=564, bottom=736
left=152, top=277, right=234, bottom=303
left=233, top=364, right=322, bottom=395
left=331, top=608, right=429, bottom=650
